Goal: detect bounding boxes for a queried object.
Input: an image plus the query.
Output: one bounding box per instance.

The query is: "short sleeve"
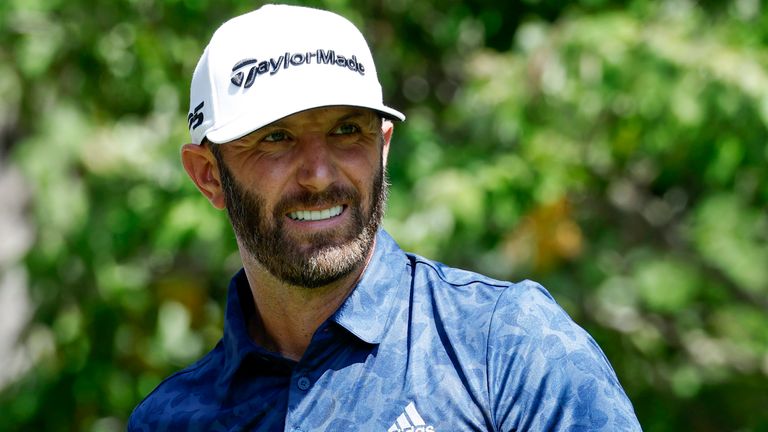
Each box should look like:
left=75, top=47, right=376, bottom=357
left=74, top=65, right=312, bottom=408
left=486, top=280, right=641, bottom=431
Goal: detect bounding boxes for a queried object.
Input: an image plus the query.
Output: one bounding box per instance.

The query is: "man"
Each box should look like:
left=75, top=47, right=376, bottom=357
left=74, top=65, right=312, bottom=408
left=129, top=4, right=641, bottom=431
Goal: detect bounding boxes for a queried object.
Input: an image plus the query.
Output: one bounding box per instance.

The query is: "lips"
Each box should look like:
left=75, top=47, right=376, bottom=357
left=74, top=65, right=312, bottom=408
left=287, top=205, right=344, bottom=221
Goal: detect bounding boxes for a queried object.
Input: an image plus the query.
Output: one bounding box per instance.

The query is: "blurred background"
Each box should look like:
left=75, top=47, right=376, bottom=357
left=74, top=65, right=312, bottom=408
left=1, top=0, right=767, bottom=430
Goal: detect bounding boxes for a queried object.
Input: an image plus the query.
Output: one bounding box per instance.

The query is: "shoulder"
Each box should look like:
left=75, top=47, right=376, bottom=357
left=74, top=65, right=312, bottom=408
left=408, top=257, right=588, bottom=363
left=483, top=280, right=641, bottom=430
left=407, top=255, right=514, bottom=331
left=408, top=253, right=511, bottom=302
left=406, top=253, right=589, bottom=350
left=405, top=257, right=580, bottom=369
left=407, top=255, right=570, bottom=328
left=128, top=345, right=223, bottom=431
left=487, top=279, right=618, bottom=383
left=404, top=256, right=640, bottom=429
left=489, top=278, right=580, bottom=342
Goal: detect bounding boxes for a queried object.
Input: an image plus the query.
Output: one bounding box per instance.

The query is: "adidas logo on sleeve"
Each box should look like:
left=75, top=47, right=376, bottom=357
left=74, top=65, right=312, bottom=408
left=387, top=402, right=435, bottom=432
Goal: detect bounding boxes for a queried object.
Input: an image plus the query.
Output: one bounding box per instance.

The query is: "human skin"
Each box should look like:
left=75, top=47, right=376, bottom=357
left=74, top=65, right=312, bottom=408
left=180, top=106, right=394, bottom=360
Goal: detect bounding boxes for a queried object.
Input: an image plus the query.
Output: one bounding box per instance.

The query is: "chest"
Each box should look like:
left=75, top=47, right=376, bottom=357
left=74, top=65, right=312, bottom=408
left=223, top=327, right=494, bottom=432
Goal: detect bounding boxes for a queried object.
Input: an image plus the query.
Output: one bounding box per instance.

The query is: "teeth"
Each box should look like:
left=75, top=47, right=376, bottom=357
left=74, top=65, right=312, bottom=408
left=289, top=205, right=343, bottom=221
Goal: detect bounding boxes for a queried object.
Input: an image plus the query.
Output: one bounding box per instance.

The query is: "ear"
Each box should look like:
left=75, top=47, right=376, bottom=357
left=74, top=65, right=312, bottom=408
left=381, top=120, right=394, bottom=166
left=181, top=143, right=226, bottom=210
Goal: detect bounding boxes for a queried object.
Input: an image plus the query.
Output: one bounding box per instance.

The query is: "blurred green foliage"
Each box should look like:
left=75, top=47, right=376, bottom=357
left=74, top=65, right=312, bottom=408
left=0, top=0, right=766, bottom=431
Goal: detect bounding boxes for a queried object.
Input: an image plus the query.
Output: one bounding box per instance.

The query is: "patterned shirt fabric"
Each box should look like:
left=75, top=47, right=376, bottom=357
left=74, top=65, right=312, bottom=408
left=129, top=230, right=641, bottom=431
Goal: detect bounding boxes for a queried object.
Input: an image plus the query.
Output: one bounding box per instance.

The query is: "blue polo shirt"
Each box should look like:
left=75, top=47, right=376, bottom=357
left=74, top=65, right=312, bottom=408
left=129, top=230, right=640, bottom=431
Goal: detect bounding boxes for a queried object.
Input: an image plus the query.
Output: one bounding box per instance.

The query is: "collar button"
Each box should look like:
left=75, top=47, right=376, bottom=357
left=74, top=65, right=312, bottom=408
left=297, top=376, right=311, bottom=391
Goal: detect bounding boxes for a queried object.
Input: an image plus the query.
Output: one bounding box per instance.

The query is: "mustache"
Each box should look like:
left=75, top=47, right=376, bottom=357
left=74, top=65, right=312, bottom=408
left=273, top=185, right=359, bottom=215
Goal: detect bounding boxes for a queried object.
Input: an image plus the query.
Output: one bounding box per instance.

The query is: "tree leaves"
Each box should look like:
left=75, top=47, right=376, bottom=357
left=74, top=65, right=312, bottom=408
left=1, top=0, right=767, bottom=431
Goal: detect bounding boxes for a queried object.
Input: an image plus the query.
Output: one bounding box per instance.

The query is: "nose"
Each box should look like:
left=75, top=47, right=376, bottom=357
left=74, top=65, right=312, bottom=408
left=295, top=134, right=337, bottom=192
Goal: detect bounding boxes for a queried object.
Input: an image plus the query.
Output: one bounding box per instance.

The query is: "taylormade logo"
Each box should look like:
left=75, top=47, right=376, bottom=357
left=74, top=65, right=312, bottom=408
left=187, top=101, right=204, bottom=130
left=230, top=49, right=366, bottom=89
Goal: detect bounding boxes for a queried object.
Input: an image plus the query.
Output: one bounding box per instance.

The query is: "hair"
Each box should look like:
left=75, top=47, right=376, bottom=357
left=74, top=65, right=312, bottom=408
left=203, top=138, right=224, bottom=166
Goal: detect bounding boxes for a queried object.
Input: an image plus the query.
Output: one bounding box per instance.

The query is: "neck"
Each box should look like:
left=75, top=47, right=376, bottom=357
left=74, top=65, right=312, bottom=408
left=240, top=244, right=374, bottom=361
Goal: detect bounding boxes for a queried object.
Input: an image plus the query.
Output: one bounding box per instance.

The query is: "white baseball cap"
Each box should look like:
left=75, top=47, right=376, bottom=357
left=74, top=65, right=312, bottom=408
left=187, top=4, right=405, bottom=144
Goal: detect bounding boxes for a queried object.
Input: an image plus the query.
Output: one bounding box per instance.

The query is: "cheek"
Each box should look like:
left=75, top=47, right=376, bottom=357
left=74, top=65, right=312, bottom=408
left=235, top=159, right=286, bottom=193
left=341, top=157, right=380, bottom=194
left=236, top=168, right=296, bottom=206
left=347, top=158, right=384, bottom=211
left=338, top=143, right=382, bottom=176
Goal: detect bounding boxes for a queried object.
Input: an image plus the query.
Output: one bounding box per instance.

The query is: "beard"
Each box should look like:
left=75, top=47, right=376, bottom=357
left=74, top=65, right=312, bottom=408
left=213, top=147, right=388, bottom=288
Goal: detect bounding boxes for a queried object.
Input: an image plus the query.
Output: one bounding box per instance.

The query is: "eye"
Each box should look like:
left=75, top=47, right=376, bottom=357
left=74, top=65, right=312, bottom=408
left=262, top=130, right=289, bottom=142
left=331, top=123, right=360, bottom=135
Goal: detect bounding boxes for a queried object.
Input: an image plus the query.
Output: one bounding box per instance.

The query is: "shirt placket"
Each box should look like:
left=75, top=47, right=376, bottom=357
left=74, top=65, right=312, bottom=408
left=283, top=323, right=334, bottom=432
left=284, top=366, right=314, bottom=432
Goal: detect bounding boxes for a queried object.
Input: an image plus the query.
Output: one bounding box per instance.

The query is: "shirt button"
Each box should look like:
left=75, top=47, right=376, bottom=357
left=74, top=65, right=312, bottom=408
left=297, top=376, right=311, bottom=391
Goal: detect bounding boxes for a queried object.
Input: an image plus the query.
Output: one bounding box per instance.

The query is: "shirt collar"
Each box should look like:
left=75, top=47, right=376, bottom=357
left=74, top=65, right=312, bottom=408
left=220, top=229, right=410, bottom=378
left=331, top=229, right=410, bottom=344
left=221, top=268, right=268, bottom=379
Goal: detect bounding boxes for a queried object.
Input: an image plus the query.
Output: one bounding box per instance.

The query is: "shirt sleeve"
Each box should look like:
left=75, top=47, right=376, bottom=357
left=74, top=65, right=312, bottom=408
left=486, top=280, right=641, bottom=431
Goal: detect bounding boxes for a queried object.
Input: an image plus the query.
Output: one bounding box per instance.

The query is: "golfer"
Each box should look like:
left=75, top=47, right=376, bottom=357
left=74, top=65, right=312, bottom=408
left=129, top=4, right=641, bottom=431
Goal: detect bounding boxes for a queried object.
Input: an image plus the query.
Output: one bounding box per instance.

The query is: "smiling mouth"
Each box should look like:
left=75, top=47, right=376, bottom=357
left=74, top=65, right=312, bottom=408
left=287, top=205, right=345, bottom=222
